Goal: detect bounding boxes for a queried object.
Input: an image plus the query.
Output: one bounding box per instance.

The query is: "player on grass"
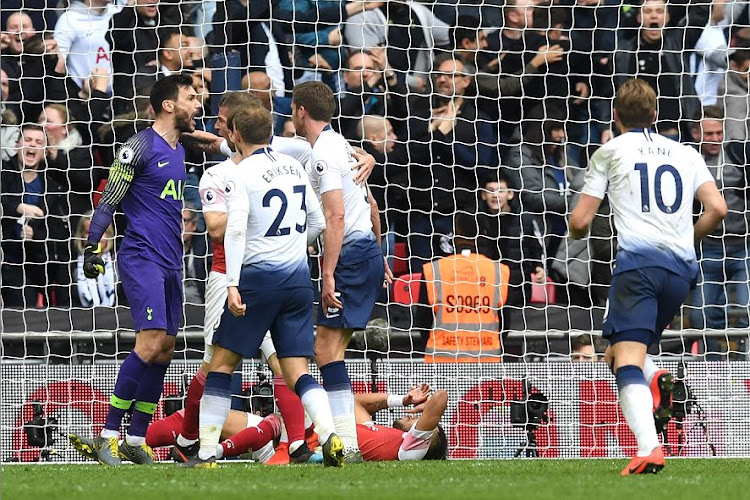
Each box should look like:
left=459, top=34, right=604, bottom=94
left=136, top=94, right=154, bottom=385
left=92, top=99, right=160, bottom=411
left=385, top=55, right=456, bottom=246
left=80, top=74, right=201, bottom=466
left=355, top=385, right=449, bottom=461
left=570, top=78, right=727, bottom=475
left=182, top=105, right=344, bottom=468
left=70, top=408, right=281, bottom=464
left=176, top=91, right=376, bottom=464
left=291, top=81, right=391, bottom=463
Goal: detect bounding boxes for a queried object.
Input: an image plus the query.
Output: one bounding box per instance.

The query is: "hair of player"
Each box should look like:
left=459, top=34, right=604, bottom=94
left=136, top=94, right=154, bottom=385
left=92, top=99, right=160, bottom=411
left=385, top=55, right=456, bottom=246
left=570, top=333, right=608, bottom=355
left=424, top=425, right=448, bottom=460
left=218, top=91, right=262, bottom=111
left=292, top=81, right=335, bottom=122
left=149, top=73, right=194, bottom=116
left=614, top=78, right=656, bottom=129
left=451, top=15, right=480, bottom=50
left=230, top=106, right=273, bottom=146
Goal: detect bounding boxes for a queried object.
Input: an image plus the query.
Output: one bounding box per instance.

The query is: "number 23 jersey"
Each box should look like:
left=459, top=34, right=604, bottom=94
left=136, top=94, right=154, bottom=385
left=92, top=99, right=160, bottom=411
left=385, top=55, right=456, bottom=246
left=582, top=129, right=715, bottom=278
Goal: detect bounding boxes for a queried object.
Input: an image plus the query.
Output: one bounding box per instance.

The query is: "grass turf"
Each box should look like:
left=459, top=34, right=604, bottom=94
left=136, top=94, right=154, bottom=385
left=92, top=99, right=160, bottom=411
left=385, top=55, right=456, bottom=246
left=3, top=459, right=749, bottom=500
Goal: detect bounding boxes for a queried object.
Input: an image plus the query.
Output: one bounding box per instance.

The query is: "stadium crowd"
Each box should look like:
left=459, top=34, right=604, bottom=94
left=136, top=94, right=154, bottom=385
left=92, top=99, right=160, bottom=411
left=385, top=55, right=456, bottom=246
left=1, top=0, right=749, bottom=358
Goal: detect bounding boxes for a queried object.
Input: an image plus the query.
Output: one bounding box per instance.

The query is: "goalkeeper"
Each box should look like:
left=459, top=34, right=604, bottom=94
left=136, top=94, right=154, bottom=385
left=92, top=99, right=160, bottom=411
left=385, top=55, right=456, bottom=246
left=80, top=75, right=201, bottom=466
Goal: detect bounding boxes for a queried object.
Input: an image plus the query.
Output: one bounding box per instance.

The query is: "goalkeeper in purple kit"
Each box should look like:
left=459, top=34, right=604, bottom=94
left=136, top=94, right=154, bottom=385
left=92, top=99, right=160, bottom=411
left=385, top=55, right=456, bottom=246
left=80, top=74, right=201, bottom=466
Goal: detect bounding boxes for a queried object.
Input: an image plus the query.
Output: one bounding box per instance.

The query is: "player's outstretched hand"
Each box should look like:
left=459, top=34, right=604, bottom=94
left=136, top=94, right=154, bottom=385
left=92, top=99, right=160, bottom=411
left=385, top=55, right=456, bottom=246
left=228, top=286, right=246, bottom=317
left=351, top=149, right=376, bottom=186
left=83, top=243, right=105, bottom=279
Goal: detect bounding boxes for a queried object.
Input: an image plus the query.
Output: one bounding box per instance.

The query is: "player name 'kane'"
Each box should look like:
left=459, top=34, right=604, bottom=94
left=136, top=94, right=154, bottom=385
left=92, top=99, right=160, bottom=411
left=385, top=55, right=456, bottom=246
left=261, top=164, right=304, bottom=183
left=637, top=146, right=672, bottom=157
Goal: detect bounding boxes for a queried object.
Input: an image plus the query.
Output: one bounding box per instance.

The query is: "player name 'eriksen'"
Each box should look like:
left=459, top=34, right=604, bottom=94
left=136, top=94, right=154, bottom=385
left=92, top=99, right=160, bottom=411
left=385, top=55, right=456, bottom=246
left=261, top=164, right=304, bottom=183
left=637, top=146, right=672, bottom=157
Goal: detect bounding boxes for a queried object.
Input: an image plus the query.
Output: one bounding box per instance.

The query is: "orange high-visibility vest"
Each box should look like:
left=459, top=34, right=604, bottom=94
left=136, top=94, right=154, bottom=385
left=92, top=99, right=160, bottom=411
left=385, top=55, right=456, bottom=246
left=422, top=252, right=510, bottom=363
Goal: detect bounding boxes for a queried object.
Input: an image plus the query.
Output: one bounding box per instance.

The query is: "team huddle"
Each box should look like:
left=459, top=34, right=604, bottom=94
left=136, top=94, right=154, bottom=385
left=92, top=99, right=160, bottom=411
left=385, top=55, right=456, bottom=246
left=69, top=75, right=726, bottom=474
left=69, top=74, right=445, bottom=468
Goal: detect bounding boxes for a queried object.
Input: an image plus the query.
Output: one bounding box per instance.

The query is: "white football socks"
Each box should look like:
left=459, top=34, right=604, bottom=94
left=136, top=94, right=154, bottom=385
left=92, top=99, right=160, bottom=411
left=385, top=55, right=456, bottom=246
left=327, top=389, right=358, bottom=451
left=198, top=392, right=231, bottom=460
left=299, top=387, right=335, bottom=444
left=619, top=383, right=660, bottom=457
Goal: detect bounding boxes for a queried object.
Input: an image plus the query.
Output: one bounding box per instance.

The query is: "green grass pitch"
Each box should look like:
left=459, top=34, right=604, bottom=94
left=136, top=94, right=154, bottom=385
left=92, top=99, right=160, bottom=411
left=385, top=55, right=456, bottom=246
left=3, top=459, right=750, bottom=500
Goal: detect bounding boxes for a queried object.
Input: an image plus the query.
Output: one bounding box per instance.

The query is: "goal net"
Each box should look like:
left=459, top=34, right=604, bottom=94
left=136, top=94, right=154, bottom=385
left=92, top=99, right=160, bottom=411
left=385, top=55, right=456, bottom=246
left=1, top=0, right=749, bottom=462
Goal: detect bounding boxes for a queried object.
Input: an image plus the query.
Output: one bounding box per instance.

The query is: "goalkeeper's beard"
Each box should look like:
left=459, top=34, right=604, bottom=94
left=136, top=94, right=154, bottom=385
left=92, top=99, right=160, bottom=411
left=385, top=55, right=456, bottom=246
left=175, top=108, right=196, bottom=133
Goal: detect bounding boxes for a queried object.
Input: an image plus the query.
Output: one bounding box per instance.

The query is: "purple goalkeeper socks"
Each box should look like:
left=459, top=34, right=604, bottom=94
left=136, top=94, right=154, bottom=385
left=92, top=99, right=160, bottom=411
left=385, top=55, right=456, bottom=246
left=104, top=351, right=148, bottom=432
left=128, top=361, right=170, bottom=437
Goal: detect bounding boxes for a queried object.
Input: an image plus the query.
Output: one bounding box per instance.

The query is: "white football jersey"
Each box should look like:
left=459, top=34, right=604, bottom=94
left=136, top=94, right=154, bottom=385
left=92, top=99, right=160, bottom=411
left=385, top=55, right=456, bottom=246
left=582, top=129, right=715, bottom=275
left=199, top=157, right=236, bottom=214
left=308, top=126, right=372, bottom=244
left=271, top=135, right=312, bottom=166
left=223, top=147, right=325, bottom=287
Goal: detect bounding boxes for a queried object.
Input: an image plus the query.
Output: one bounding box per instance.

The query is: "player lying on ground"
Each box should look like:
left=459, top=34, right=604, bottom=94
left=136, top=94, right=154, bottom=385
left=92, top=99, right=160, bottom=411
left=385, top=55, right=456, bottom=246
left=70, top=409, right=281, bottom=464
left=184, top=105, right=344, bottom=468
left=355, top=385, right=449, bottom=461
left=80, top=75, right=202, bottom=466
left=570, top=78, right=727, bottom=475
left=177, top=92, right=376, bottom=465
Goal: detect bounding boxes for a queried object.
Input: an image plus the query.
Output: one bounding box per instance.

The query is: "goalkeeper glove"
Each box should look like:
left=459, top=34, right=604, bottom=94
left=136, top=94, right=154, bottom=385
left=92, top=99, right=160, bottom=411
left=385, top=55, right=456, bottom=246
left=83, top=242, right=106, bottom=279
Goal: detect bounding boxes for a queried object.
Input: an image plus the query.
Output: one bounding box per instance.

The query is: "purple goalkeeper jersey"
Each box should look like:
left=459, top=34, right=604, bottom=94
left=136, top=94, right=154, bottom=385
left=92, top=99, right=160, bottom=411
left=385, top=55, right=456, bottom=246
left=116, top=128, right=187, bottom=270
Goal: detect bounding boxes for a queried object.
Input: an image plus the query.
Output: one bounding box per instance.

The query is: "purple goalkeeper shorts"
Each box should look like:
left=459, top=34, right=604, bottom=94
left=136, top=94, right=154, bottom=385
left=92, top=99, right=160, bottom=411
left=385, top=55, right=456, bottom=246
left=119, top=253, right=183, bottom=335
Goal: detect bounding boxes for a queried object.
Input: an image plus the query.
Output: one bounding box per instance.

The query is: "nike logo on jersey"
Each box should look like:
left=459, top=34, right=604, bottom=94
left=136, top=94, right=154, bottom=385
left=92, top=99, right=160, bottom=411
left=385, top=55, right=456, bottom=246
left=158, top=161, right=169, bottom=168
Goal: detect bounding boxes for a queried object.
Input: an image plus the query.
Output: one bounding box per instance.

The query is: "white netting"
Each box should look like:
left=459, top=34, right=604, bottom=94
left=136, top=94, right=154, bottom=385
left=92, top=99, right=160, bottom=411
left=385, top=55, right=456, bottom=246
left=1, top=0, right=749, bottom=461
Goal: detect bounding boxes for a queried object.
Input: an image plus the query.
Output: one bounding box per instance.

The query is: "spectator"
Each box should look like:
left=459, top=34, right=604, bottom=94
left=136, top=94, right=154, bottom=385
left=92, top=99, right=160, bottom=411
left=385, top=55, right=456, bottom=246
left=73, top=210, right=116, bottom=307
left=241, top=71, right=273, bottom=111
left=2, top=11, right=65, bottom=122
left=718, top=48, right=750, bottom=142
left=281, top=118, right=296, bottom=138
left=1, top=67, right=21, bottom=162
left=133, top=27, right=194, bottom=96
left=274, top=0, right=380, bottom=92
left=414, top=212, right=510, bottom=363
left=54, top=0, right=124, bottom=91
left=691, top=1, right=731, bottom=105
left=337, top=50, right=407, bottom=140
left=476, top=174, right=545, bottom=306
left=39, top=104, right=104, bottom=226
left=407, top=54, right=498, bottom=271
left=520, top=120, right=583, bottom=264
left=182, top=203, right=208, bottom=305
left=451, top=15, right=490, bottom=75
left=358, top=115, right=409, bottom=243
left=688, top=106, right=750, bottom=357
left=570, top=333, right=608, bottom=362
left=610, top=0, right=710, bottom=140
left=343, top=1, right=451, bottom=92
left=0, top=124, right=71, bottom=308
left=107, top=0, right=168, bottom=113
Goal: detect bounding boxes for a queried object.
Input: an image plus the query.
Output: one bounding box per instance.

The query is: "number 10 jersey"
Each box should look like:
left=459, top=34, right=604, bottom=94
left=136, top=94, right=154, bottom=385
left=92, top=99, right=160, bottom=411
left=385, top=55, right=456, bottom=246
left=581, top=128, right=715, bottom=279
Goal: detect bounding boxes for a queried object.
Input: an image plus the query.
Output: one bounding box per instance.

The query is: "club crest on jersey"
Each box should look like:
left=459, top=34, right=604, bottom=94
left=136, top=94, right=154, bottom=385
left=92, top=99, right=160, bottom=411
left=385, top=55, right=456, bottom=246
left=118, top=147, right=135, bottom=164
left=314, top=160, right=328, bottom=176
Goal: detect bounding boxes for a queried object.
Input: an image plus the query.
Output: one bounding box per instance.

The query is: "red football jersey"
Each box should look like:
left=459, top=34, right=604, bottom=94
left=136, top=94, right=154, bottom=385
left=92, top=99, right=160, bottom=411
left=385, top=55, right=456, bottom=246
left=211, top=241, right=226, bottom=274
left=357, top=423, right=404, bottom=461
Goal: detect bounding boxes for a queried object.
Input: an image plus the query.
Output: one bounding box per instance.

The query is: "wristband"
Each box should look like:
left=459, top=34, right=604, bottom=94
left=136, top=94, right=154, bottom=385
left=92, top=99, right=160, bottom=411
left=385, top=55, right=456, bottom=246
left=387, top=394, right=405, bottom=408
